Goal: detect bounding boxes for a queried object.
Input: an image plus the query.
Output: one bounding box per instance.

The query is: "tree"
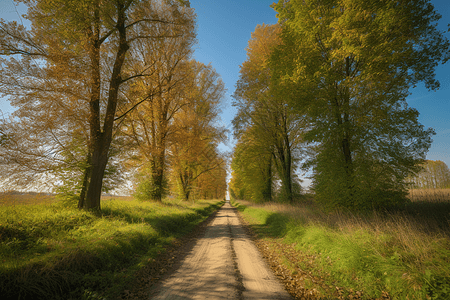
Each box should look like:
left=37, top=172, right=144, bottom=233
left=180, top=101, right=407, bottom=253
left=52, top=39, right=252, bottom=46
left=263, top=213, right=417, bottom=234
left=232, top=24, right=304, bottom=203
left=119, top=15, right=196, bottom=202
left=271, top=0, right=449, bottom=209
left=410, top=160, right=450, bottom=189
left=195, top=162, right=227, bottom=200
left=0, top=1, right=91, bottom=192
left=170, top=61, right=227, bottom=201
left=231, top=133, right=273, bottom=202
left=121, top=56, right=225, bottom=202
left=229, top=169, right=248, bottom=201
left=0, top=0, right=195, bottom=209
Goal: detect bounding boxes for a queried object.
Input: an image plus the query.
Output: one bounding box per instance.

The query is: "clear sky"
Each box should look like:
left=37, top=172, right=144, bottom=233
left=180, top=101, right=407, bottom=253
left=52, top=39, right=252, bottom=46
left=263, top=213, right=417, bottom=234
left=1, top=0, right=449, bottom=172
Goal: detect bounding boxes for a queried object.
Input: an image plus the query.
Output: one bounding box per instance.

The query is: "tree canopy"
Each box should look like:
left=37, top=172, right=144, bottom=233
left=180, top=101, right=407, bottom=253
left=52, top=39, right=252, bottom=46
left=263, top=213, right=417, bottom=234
left=231, top=24, right=304, bottom=203
left=0, top=0, right=227, bottom=208
left=230, top=0, right=449, bottom=210
left=268, top=0, right=449, bottom=209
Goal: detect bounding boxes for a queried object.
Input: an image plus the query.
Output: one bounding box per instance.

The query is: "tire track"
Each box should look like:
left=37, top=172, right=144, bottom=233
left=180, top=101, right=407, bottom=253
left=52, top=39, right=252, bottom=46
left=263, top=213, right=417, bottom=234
left=150, top=202, right=291, bottom=299
left=228, top=213, right=245, bottom=300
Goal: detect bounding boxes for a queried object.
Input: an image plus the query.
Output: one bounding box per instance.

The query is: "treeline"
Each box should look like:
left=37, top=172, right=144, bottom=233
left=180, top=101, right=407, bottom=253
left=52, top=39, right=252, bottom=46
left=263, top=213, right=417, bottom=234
left=230, top=0, right=449, bottom=210
left=410, top=160, right=450, bottom=189
left=0, top=0, right=227, bottom=210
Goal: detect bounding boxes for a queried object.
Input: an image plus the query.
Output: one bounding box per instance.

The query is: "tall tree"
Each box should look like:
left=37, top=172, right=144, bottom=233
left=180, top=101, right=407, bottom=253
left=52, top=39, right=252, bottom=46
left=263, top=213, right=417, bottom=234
left=232, top=24, right=304, bottom=203
left=0, top=9, right=93, bottom=193
left=0, top=0, right=195, bottom=209
left=272, top=0, right=449, bottom=209
left=231, top=133, right=273, bottom=202
left=120, top=16, right=196, bottom=202
left=170, top=61, right=226, bottom=201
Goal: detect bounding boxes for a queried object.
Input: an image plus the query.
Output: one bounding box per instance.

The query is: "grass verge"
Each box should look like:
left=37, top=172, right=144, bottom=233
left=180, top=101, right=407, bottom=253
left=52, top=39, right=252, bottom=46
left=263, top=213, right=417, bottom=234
left=0, top=198, right=224, bottom=300
left=232, top=199, right=450, bottom=300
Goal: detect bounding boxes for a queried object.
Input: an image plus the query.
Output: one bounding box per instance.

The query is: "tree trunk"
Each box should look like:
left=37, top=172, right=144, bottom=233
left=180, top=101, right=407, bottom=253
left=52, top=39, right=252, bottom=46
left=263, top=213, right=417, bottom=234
left=342, top=58, right=353, bottom=192
left=150, top=153, right=165, bottom=202
left=78, top=161, right=91, bottom=209
left=285, top=145, right=293, bottom=203
left=262, top=153, right=272, bottom=202
left=83, top=0, right=102, bottom=210
left=333, top=90, right=353, bottom=199
left=274, top=112, right=293, bottom=203
left=83, top=2, right=129, bottom=210
left=85, top=142, right=109, bottom=209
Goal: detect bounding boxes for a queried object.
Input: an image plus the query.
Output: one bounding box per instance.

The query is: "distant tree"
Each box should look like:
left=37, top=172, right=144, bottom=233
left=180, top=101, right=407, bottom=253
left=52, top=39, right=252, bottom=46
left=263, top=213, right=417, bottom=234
left=122, top=57, right=225, bottom=202
left=410, top=160, right=450, bottom=189
left=229, top=169, right=248, bottom=201
left=271, top=0, right=449, bottom=210
left=195, top=162, right=228, bottom=200
left=231, top=134, right=273, bottom=203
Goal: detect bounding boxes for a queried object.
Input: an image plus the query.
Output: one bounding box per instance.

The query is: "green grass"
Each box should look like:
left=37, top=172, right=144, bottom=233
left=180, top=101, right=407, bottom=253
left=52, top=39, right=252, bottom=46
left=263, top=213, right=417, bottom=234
left=0, top=198, right=223, bottom=300
left=232, top=199, right=450, bottom=300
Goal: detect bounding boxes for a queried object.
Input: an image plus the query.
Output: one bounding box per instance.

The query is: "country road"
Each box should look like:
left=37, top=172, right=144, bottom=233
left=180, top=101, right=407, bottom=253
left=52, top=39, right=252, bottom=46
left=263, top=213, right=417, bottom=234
left=150, top=201, right=292, bottom=300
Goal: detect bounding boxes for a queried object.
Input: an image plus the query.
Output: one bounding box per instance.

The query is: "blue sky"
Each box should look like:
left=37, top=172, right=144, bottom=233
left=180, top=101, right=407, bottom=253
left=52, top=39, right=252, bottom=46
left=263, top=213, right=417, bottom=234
left=1, top=0, right=449, bottom=173
left=190, top=0, right=278, bottom=149
left=189, top=0, right=450, bottom=171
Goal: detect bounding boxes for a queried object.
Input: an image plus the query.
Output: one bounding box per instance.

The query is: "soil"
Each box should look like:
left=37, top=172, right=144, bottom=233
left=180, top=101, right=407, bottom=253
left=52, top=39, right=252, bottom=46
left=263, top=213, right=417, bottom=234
left=119, top=201, right=292, bottom=299
left=118, top=201, right=393, bottom=300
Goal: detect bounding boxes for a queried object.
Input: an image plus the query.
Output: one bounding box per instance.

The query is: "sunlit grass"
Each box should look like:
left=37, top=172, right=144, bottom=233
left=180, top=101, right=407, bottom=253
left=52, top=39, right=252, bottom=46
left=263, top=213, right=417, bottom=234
left=233, top=199, right=450, bottom=300
left=0, top=197, right=223, bottom=299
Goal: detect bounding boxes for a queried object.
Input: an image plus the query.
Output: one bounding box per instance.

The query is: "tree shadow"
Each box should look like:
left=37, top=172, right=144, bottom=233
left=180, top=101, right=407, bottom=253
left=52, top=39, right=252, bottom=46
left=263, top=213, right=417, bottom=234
left=237, top=209, right=291, bottom=239
left=100, top=201, right=223, bottom=236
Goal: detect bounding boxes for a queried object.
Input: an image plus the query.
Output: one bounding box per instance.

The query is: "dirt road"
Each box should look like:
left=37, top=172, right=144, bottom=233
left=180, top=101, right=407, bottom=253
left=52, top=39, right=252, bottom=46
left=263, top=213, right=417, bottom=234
left=150, top=201, right=292, bottom=300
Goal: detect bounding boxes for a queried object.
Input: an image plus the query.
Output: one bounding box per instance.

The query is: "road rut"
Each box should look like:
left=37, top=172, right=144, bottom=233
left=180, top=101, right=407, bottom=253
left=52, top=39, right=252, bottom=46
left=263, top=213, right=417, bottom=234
left=150, top=201, right=292, bottom=300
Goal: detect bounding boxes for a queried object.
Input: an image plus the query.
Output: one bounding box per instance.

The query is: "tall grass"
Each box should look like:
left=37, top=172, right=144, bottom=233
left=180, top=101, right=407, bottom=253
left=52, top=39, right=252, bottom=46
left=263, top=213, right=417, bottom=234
left=233, top=197, right=450, bottom=300
left=0, top=197, right=223, bottom=299
left=408, top=188, right=450, bottom=203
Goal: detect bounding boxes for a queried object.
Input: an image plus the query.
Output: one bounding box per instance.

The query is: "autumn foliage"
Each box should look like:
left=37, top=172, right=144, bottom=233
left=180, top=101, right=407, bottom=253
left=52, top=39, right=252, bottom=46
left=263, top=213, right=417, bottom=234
left=0, top=0, right=227, bottom=208
left=231, top=0, right=449, bottom=210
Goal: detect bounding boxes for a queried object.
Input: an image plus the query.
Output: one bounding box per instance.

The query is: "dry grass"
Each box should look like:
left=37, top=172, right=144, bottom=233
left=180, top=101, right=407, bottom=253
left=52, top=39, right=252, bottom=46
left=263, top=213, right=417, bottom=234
left=408, top=188, right=450, bottom=202
left=0, top=193, right=134, bottom=206
left=101, top=195, right=134, bottom=201
left=235, top=198, right=450, bottom=299
left=238, top=197, right=450, bottom=267
left=0, top=192, right=56, bottom=206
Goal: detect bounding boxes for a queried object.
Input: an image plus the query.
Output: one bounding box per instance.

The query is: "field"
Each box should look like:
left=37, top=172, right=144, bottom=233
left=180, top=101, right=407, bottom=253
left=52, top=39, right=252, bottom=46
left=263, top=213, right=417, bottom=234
left=0, top=192, right=57, bottom=206
left=0, top=194, right=223, bottom=299
left=408, top=188, right=450, bottom=203
left=0, top=192, right=136, bottom=206
left=233, top=189, right=450, bottom=300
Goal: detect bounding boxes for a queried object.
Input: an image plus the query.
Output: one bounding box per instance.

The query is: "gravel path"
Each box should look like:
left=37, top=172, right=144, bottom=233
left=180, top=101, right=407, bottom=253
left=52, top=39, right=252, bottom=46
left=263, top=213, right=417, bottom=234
left=149, top=201, right=292, bottom=300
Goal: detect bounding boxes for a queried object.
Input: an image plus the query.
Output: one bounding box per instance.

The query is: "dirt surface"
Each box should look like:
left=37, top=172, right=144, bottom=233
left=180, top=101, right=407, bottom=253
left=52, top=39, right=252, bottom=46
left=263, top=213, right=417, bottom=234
left=121, top=202, right=389, bottom=300
left=147, top=201, right=292, bottom=300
